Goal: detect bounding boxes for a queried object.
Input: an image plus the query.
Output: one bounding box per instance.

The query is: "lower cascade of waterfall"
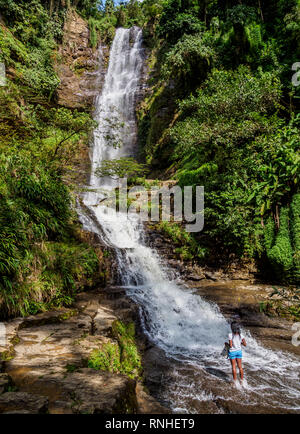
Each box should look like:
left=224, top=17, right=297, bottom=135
left=77, top=27, right=300, bottom=413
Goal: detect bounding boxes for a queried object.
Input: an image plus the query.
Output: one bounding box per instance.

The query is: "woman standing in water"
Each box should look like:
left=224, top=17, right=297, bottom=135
left=228, top=321, right=247, bottom=383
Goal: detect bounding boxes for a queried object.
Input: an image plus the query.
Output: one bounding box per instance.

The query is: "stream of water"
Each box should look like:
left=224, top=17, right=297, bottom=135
left=77, top=27, right=300, bottom=413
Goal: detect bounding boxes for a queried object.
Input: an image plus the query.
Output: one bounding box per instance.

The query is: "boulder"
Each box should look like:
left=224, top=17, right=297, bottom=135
left=93, top=306, right=117, bottom=336
left=47, top=369, right=138, bottom=414
left=0, top=392, right=48, bottom=414
left=136, top=383, right=169, bottom=414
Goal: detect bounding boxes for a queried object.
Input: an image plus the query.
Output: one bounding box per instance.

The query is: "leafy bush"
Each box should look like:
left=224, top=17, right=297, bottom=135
left=19, top=39, right=60, bottom=96
left=290, top=194, right=300, bottom=283
left=0, top=151, right=102, bottom=317
left=158, top=12, right=204, bottom=42
left=264, top=216, right=276, bottom=252
left=161, top=33, right=215, bottom=83
left=95, top=158, right=148, bottom=180
left=157, top=221, right=207, bottom=261
left=156, top=67, right=298, bottom=265
left=268, top=207, right=294, bottom=281
left=88, top=14, right=117, bottom=46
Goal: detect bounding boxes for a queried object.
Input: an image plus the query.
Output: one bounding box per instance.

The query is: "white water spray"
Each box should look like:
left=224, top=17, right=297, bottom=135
left=78, top=27, right=300, bottom=413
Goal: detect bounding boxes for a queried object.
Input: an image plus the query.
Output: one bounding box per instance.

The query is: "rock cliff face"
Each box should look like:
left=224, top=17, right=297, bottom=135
left=55, top=10, right=108, bottom=109
left=53, top=10, right=108, bottom=186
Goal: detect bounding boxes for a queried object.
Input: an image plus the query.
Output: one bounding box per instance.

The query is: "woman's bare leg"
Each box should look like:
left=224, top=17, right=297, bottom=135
left=236, top=358, right=244, bottom=380
left=230, top=359, right=237, bottom=381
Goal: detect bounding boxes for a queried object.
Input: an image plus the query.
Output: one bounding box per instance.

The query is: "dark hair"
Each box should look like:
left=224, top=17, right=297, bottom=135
left=231, top=321, right=241, bottom=335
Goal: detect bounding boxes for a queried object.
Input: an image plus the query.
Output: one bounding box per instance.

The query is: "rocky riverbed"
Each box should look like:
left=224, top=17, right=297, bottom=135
left=0, top=288, right=167, bottom=414
left=0, top=274, right=299, bottom=414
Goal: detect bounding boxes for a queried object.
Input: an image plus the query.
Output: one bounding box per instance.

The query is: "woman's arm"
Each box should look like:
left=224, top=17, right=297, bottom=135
left=229, top=339, right=233, bottom=348
left=242, top=338, right=246, bottom=347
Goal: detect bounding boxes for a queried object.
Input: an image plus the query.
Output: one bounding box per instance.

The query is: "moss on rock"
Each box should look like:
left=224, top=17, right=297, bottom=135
left=88, top=320, right=142, bottom=380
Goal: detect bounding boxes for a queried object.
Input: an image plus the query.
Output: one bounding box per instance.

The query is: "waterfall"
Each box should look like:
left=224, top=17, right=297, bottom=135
left=77, top=27, right=300, bottom=413
left=90, top=27, right=143, bottom=189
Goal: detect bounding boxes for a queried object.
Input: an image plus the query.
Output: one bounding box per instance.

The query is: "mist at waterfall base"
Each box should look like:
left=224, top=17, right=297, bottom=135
left=77, top=27, right=300, bottom=413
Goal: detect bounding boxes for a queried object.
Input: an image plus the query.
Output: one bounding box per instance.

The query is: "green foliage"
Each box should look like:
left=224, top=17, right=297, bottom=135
left=158, top=11, right=204, bottom=43
left=161, top=33, right=215, bottom=83
left=264, top=217, right=276, bottom=252
left=88, top=17, right=98, bottom=48
left=290, top=194, right=300, bottom=283
left=88, top=342, right=121, bottom=373
left=166, top=67, right=283, bottom=258
left=0, top=0, right=64, bottom=97
left=0, top=151, right=101, bottom=318
left=41, top=107, right=97, bottom=159
left=268, top=208, right=294, bottom=281
left=95, top=158, right=149, bottom=180
left=19, top=40, right=60, bottom=96
left=87, top=8, right=117, bottom=45
left=157, top=221, right=207, bottom=261
left=0, top=1, right=103, bottom=318
left=0, top=26, right=29, bottom=65
left=226, top=5, right=257, bottom=27
left=0, top=82, right=96, bottom=166
left=140, top=0, right=299, bottom=283
left=116, top=5, right=127, bottom=28
left=111, top=320, right=142, bottom=378
left=244, top=117, right=299, bottom=217
left=244, top=23, right=263, bottom=54
left=76, top=0, right=104, bottom=19
left=157, top=0, right=202, bottom=42
left=88, top=321, right=142, bottom=379
left=66, top=364, right=79, bottom=373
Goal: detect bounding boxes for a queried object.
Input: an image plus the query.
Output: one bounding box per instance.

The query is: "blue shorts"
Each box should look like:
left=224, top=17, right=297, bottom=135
left=228, top=350, right=242, bottom=360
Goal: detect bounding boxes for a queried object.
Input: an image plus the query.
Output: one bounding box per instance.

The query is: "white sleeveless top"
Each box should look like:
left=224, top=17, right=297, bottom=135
left=228, top=332, right=244, bottom=352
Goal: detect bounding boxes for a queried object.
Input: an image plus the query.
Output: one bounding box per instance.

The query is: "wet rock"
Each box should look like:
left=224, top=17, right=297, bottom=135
left=167, top=259, right=182, bottom=270
left=204, top=271, right=219, bottom=281
left=136, top=383, right=169, bottom=414
left=0, top=392, right=48, bottom=414
left=55, top=369, right=137, bottom=414
left=102, top=286, right=127, bottom=300
left=142, top=347, right=170, bottom=388
left=20, top=308, right=78, bottom=329
left=230, top=273, right=251, bottom=280
left=186, top=274, right=205, bottom=281
left=215, top=397, right=296, bottom=414
left=0, top=373, right=13, bottom=394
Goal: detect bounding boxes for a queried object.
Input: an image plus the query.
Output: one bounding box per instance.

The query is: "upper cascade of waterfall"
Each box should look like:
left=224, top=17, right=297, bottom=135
left=89, top=27, right=144, bottom=189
